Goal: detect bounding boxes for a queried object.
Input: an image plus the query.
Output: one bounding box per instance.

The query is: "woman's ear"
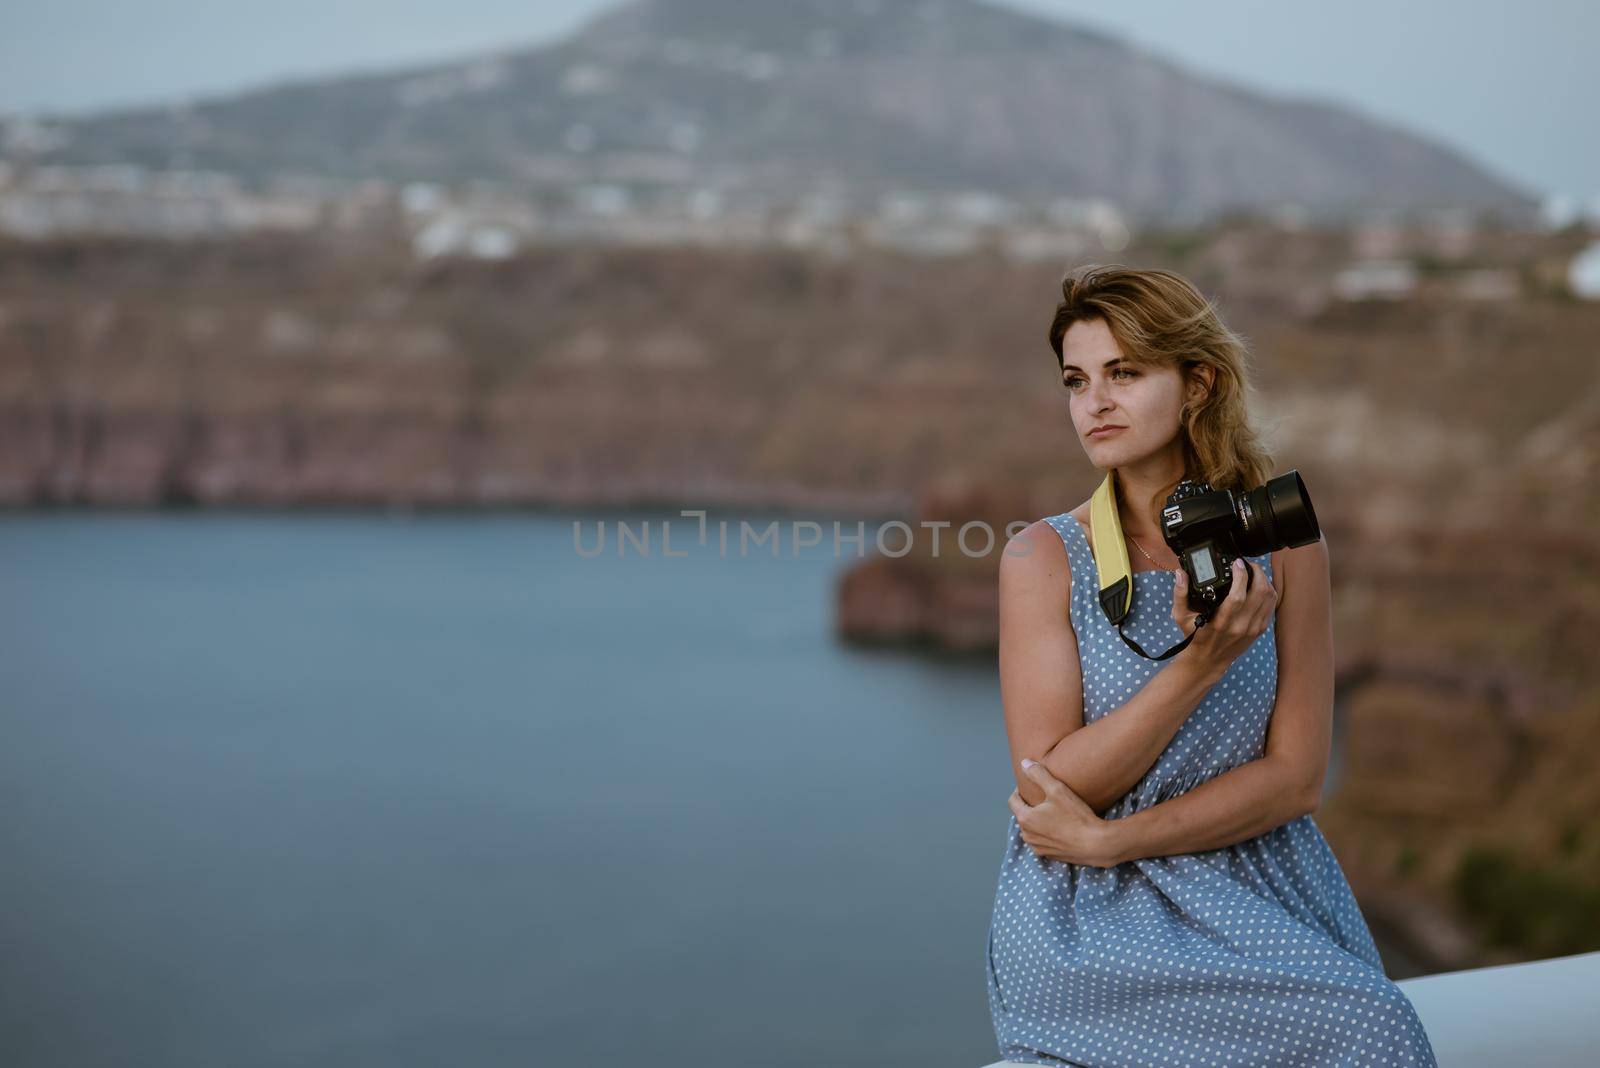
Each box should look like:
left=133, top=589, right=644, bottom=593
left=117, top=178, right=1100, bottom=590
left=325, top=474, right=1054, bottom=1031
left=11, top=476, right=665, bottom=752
left=1187, top=364, right=1215, bottom=406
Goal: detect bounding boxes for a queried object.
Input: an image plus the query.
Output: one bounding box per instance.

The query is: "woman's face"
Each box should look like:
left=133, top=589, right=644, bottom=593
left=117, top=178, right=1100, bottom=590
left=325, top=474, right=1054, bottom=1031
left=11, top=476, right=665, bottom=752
left=1060, top=317, right=1186, bottom=468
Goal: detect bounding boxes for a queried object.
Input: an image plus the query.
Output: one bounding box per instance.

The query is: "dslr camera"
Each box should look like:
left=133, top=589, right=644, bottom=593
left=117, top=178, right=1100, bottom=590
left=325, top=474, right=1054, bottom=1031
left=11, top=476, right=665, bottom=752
left=1161, top=470, right=1321, bottom=619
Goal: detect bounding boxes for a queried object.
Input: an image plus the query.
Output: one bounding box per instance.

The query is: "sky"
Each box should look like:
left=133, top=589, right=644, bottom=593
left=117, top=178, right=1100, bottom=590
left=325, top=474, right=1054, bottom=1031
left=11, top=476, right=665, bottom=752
left=0, top=0, right=1593, bottom=199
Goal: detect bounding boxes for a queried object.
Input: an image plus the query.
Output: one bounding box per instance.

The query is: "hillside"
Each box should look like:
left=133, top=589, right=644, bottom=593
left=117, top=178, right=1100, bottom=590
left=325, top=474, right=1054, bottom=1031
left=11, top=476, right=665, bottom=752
left=1, top=0, right=1537, bottom=222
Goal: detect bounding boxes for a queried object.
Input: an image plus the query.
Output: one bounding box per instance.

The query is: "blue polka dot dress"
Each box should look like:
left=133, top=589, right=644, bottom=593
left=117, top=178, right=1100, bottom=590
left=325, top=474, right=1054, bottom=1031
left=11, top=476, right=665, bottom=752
left=986, top=513, right=1438, bottom=1066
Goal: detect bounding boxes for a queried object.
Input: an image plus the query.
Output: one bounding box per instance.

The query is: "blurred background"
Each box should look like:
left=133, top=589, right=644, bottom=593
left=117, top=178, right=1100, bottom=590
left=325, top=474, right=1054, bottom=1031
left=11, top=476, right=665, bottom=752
left=1, top=1, right=1597, bottom=1065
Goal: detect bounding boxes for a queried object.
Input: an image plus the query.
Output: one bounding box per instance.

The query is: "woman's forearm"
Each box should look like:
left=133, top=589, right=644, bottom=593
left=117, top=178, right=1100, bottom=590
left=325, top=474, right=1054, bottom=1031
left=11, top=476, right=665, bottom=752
left=1028, top=644, right=1227, bottom=815
left=1105, top=754, right=1313, bottom=863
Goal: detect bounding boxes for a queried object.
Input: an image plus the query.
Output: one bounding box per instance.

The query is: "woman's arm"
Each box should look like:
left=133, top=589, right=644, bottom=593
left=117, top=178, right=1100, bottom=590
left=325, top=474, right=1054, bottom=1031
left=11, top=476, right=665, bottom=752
left=1102, top=536, right=1336, bottom=863
left=1102, top=754, right=1313, bottom=862
left=1000, top=520, right=1230, bottom=814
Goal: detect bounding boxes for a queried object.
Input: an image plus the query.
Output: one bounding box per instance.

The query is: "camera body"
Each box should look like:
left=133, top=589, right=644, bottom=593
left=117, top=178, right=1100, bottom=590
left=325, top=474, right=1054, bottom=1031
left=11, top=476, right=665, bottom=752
left=1161, top=470, right=1321, bottom=616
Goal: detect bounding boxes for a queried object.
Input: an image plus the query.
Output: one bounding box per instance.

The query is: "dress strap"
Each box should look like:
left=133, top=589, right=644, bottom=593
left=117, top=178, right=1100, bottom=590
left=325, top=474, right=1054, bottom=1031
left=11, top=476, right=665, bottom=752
left=1043, top=513, right=1088, bottom=574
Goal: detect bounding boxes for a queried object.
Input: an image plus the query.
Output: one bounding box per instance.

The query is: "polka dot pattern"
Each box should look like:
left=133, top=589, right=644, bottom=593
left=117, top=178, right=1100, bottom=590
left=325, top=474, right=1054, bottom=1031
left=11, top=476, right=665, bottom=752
left=985, top=513, right=1438, bottom=1066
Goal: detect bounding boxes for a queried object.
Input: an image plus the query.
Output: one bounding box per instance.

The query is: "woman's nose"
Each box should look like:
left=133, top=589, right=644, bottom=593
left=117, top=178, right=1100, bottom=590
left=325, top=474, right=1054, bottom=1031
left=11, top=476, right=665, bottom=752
left=1085, top=381, right=1114, bottom=412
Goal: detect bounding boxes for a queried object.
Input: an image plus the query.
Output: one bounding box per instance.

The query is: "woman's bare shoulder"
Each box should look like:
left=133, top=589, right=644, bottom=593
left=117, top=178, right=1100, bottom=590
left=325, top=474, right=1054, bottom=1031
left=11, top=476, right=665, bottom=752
left=1001, top=518, right=1067, bottom=568
left=998, top=519, right=1077, bottom=634
left=1000, top=506, right=1092, bottom=591
left=1273, top=533, right=1331, bottom=600
left=1001, top=516, right=1069, bottom=580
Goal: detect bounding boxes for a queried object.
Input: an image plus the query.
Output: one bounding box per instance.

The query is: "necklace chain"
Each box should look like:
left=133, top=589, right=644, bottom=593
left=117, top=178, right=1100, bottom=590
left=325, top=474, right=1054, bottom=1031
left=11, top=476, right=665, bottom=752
left=1128, top=533, right=1170, bottom=571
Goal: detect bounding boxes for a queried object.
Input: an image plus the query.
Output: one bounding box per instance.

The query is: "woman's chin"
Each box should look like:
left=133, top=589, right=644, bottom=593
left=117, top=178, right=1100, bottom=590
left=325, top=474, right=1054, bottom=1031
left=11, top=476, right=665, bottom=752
left=1085, top=440, right=1158, bottom=468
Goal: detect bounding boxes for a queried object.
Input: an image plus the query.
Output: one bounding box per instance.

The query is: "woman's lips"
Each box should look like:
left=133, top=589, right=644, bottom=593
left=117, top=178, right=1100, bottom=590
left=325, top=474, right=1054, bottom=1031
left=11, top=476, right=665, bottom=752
left=1087, top=426, right=1125, bottom=439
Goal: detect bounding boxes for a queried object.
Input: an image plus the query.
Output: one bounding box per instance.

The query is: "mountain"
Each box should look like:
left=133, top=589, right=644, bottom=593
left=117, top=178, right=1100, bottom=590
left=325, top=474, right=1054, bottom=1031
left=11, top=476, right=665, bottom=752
left=1, top=0, right=1537, bottom=222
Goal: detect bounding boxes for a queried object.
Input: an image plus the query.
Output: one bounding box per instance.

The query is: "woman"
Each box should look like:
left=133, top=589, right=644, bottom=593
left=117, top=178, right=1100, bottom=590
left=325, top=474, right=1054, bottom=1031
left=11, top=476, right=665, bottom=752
left=985, top=264, right=1437, bottom=1066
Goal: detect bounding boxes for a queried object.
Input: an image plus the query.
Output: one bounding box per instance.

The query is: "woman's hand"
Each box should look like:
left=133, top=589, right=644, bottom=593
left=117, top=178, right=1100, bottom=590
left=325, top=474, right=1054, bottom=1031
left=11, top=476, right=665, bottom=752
left=1008, top=759, right=1125, bottom=869
left=1173, top=557, right=1279, bottom=669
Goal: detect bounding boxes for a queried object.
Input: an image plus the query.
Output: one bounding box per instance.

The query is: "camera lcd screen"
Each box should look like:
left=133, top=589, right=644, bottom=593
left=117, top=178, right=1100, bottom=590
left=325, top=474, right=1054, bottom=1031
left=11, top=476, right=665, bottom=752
left=1191, top=548, right=1217, bottom=585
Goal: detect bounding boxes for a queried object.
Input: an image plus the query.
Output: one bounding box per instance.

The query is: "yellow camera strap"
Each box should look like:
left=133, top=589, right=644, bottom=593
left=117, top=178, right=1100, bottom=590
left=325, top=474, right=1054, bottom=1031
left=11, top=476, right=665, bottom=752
left=1089, top=472, right=1133, bottom=625
left=1086, top=470, right=1200, bottom=661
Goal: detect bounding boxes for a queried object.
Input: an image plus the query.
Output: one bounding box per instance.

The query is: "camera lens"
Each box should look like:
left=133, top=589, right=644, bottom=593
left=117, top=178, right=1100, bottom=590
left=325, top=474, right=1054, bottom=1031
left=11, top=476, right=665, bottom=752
left=1236, top=469, right=1320, bottom=554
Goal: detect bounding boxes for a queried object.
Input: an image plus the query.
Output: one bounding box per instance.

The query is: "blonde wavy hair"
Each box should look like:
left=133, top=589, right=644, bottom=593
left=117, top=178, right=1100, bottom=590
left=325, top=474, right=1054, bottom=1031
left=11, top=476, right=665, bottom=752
left=1047, top=263, right=1276, bottom=526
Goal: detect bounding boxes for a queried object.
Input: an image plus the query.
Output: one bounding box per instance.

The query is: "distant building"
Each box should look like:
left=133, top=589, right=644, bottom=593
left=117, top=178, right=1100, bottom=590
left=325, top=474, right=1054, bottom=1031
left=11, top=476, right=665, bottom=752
left=1421, top=208, right=1476, bottom=259
left=0, top=164, right=326, bottom=238
left=1540, top=192, right=1600, bottom=230
left=413, top=216, right=520, bottom=260
left=1333, top=259, right=1418, bottom=301
left=1002, top=229, right=1093, bottom=264
left=1351, top=214, right=1405, bottom=259
left=1570, top=241, right=1600, bottom=299
left=1455, top=268, right=1518, bottom=301
left=0, top=163, right=351, bottom=239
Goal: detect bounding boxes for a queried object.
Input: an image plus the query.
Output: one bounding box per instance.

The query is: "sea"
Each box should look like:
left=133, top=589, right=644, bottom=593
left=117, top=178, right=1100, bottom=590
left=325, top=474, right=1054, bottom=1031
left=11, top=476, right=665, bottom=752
left=0, top=507, right=1013, bottom=1067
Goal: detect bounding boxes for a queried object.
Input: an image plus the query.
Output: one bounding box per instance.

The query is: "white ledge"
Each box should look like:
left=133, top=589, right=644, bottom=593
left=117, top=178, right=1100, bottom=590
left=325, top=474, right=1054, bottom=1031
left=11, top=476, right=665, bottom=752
left=981, top=950, right=1600, bottom=1067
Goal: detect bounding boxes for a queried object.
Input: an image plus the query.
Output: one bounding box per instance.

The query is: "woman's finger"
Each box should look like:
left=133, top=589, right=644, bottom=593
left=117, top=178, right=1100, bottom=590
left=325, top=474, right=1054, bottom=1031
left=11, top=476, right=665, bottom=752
left=1249, top=561, right=1276, bottom=627
left=1008, top=790, right=1028, bottom=822
left=1171, top=565, right=1195, bottom=629
left=1021, top=757, right=1062, bottom=798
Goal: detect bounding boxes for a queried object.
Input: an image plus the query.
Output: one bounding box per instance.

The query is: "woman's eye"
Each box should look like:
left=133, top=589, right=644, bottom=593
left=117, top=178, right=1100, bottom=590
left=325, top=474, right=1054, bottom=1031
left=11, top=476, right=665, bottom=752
left=1063, top=370, right=1134, bottom=389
